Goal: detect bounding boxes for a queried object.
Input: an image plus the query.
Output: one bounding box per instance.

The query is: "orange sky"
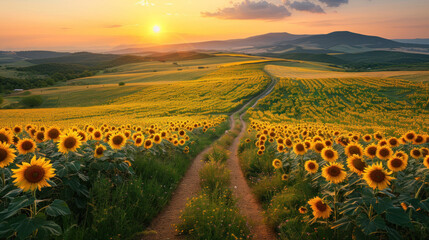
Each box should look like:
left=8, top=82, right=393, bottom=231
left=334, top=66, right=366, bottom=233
left=1, top=0, right=428, bottom=51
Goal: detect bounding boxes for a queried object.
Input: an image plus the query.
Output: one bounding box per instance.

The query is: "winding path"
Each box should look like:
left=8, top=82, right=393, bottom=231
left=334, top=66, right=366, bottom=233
left=142, top=74, right=277, bottom=240
left=226, top=74, right=278, bottom=240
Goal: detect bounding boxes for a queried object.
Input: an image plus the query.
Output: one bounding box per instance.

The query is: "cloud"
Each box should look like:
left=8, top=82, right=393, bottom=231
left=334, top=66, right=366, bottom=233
left=201, top=0, right=291, bottom=20
left=286, top=1, right=325, bottom=13
left=318, top=0, right=348, bottom=7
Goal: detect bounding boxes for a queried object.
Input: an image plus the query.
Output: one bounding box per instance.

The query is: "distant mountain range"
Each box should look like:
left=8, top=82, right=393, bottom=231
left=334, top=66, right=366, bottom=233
left=107, top=31, right=429, bottom=55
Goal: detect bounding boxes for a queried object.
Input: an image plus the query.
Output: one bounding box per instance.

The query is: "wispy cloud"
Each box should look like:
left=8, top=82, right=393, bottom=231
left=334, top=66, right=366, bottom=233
left=201, top=0, right=291, bottom=20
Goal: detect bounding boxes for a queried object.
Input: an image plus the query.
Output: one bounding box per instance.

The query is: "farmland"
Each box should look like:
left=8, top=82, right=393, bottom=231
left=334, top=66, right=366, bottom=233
left=1, top=52, right=429, bottom=240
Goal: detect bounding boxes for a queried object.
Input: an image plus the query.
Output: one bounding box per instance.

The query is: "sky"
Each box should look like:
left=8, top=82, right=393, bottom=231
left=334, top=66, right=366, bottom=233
left=0, top=0, right=428, bottom=51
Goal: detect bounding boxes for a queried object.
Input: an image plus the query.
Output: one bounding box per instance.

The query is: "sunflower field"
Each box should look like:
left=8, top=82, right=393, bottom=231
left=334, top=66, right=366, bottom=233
left=238, top=119, right=429, bottom=239
left=0, top=117, right=225, bottom=239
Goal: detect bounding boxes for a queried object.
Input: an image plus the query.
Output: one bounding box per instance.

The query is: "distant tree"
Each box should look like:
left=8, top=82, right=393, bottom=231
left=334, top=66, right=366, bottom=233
left=119, top=82, right=125, bottom=86
left=0, top=96, right=3, bottom=105
left=20, top=95, right=43, bottom=108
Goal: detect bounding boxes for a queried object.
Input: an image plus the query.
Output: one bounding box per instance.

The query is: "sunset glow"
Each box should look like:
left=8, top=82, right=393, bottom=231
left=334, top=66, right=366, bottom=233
left=0, top=0, right=428, bottom=51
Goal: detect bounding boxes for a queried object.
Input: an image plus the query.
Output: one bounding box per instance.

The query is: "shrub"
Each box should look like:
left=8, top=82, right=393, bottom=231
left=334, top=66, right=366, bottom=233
left=20, top=95, right=44, bottom=108
left=0, top=95, right=3, bottom=105
left=118, top=82, right=125, bottom=86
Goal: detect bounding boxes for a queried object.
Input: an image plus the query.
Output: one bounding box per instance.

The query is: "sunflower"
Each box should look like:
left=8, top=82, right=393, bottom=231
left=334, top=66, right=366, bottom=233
left=305, top=160, right=319, bottom=174
left=387, top=156, right=407, bottom=172
left=345, top=143, right=364, bottom=157
left=144, top=139, right=153, bottom=149
left=281, top=174, right=288, bottom=181
left=0, top=129, right=13, bottom=144
left=134, top=137, right=144, bottom=147
left=363, top=134, right=372, bottom=142
left=13, top=125, right=23, bottom=135
left=421, top=148, right=429, bottom=157
left=322, top=162, right=347, bottom=184
left=94, top=144, right=106, bottom=158
left=0, top=142, right=16, bottom=168
left=364, top=144, right=378, bottom=159
left=17, top=138, right=37, bottom=155
left=347, top=154, right=367, bottom=175
left=35, top=131, right=45, bottom=143
left=92, top=129, right=103, bottom=140
left=45, top=127, right=61, bottom=141
left=86, top=125, right=95, bottom=134
left=308, top=197, right=332, bottom=219
left=378, top=140, right=388, bottom=147
left=272, top=159, right=282, bottom=169
left=401, top=202, right=408, bottom=211
left=12, top=156, right=55, bottom=192
left=423, top=156, right=429, bottom=169
left=393, top=151, right=409, bottom=161
left=410, top=148, right=422, bottom=159
left=387, top=137, right=400, bottom=148
left=299, top=206, right=308, bottom=214
left=284, top=138, right=293, bottom=148
left=403, top=131, right=416, bottom=142
left=362, top=162, right=394, bottom=190
left=257, top=150, right=264, bottom=155
left=77, top=131, right=88, bottom=142
left=312, top=141, right=325, bottom=153
left=109, top=133, right=126, bottom=150
left=321, top=147, right=338, bottom=162
left=58, top=131, right=82, bottom=154
left=293, top=142, right=307, bottom=155
left=153, top=134, right=162, bottom=144
left=376, top=146, right=393, bottom=160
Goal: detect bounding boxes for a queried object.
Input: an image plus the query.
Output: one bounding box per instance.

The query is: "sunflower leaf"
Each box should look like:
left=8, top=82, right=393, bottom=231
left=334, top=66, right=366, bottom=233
left=45, top=199, right=71, bottom=217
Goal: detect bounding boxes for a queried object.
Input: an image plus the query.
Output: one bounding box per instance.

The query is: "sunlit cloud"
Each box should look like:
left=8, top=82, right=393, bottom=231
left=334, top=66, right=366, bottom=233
left=201, top=0, right=291, bottom=20
left=285, top=1, right=325, bottom=13
left=318, top=0, right=348, bottom=7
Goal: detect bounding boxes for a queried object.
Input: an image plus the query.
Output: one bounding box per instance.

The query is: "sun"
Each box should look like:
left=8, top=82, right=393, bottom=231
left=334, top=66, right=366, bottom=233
left=153, top=25, right=161, bottom=33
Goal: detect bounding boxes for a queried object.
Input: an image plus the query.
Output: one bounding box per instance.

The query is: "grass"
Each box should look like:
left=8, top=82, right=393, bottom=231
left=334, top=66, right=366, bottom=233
left=176, top=119, right=252, bottom=240
left=62, top=121, right=229, bottom=240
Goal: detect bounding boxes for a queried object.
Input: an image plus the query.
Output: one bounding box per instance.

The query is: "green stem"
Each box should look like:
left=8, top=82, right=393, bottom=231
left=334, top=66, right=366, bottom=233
left=1, top=169, right=5, bottom=187
left=32, top=190, right=37, bottom=217
left=415, top=181, right=425, bottom=199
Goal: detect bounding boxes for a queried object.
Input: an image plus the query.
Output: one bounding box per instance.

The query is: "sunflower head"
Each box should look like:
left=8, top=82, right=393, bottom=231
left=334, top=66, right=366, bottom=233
left=404, top=131, right=416, bottom=142
left=134, top=136, right=144, bottom=147
left=77, top=131, right=88, bottom=142
left=322, top=162, right=347, bottom=184
left=109, top=133, right=127, bottom=150
left=305, top=160, right=319, bottom=174
left=12, top=156, right=55, bottom=192
left=387, top=137, right=400, bottom=148
left=376, top=146, right=393, bottom=160
left=308, top=197, right=332, bottom=219
left=0, top=142, right=16, bottom=168
left=272, top=159, right=282, bottom=169
left=13, top=125, right=23, bottom=135
left=92, top=130, right=103, bottom=140
left=45, top=127, right=61, bottom=141
left=363, top=134, right=372, bottom=142
left=299, top=206, right=307, bottom=214
left=345, top=143, right=364, bottom=157
left=144, top=139, right=153, bottom=149
left=293, top=142, right=307, bottom=155
left=58, top=131, right=82, bottom=154
left=347, top=154, right=367, bottom=175
left=362, top=162, right=395, bottom=190
left=94, top=144, right=106, bottom=158
left=410, top=148, right=422, bottom=159
left=313, top=141, right=325, bottom=153
left=321, top=147, right=338, bottom=162
left=364, top=144, right=378, bottom=159
left=387, top=156, right=407, bottom=172
left=17, top=138, right=37, bottom=155
left=281, top=174, right=288, bottom=181
left=0, top=129, right=13, bottom=145
left=153, top=134, right=162, bottom=144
